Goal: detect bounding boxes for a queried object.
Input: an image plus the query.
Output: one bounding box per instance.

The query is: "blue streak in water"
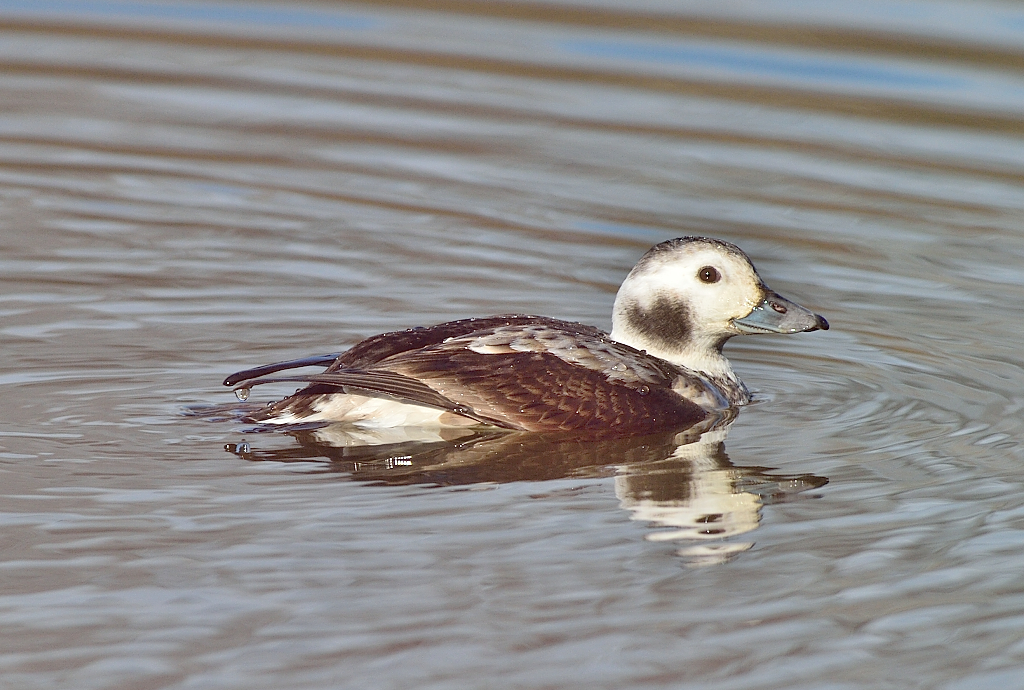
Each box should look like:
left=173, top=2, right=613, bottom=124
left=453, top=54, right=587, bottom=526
left=0, top=0, right=378, bottom=30
left=562, top=39, right=960, bottom=90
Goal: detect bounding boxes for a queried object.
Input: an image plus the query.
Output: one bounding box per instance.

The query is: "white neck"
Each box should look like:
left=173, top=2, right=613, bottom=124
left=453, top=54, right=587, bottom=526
left=610, top=319, right=737, bottom=380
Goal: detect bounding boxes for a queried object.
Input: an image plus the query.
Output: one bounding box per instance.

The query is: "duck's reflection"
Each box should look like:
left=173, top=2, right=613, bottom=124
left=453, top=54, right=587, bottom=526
left=225, top=419, right=827, bottom=566
left=611, top=428, right=821, bottom=565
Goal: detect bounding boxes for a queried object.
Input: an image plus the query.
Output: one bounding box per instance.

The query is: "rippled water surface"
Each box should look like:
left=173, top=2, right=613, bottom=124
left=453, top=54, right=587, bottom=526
left=5, top=1, right=1024, bottom=688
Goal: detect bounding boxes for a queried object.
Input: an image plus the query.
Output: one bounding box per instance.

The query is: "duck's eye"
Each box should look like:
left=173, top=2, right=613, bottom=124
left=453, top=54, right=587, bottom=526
left=698, top=266, right=721, bottom=284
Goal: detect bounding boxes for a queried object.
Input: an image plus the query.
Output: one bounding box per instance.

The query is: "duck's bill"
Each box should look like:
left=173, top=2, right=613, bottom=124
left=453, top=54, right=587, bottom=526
left=732, top=290, right=829, bottom=335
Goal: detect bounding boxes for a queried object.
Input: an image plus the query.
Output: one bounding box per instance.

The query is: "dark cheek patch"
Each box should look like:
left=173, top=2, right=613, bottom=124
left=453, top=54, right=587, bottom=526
left=624, top=295, right=692, bottom=352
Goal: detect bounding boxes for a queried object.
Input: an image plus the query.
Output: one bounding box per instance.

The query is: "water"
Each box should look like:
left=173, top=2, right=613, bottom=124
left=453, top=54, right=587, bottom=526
left=4, top=0, right=1024, bottom=687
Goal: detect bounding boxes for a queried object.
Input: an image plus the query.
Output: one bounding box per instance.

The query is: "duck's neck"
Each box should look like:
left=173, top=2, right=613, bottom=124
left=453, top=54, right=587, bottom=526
left=610, top=311, right=750, bottom=404
left=667, top=342, right=750, bottom=405
left=610, top=323, right=733, bottom=377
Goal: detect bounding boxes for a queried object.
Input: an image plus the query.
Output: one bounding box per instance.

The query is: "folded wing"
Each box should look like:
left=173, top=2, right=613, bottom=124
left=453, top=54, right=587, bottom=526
left=226, top=315, right=709, bottom=434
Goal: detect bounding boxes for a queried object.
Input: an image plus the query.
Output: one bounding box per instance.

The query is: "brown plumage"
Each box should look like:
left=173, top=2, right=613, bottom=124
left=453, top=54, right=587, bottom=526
left=229, top=316, right=712, bottom=434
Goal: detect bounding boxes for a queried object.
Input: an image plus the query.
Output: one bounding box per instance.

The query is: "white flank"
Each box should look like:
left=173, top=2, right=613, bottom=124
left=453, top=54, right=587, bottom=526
left=264, top=393, right=479, bottom=428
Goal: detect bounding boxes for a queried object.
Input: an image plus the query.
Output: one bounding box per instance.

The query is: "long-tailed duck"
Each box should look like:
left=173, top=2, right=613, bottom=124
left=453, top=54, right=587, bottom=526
left=224, top=237, right=827, bottom=435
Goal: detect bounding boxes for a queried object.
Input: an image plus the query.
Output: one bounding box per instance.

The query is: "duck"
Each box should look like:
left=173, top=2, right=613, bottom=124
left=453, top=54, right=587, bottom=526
left=223, top=236, right=828, bottom=435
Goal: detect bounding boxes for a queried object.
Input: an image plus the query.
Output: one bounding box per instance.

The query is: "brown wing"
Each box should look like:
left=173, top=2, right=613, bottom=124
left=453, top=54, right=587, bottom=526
left=331, top=314, right=606, bottom=369
left=375, top=348, right=706, bottom=434
left=418, top=321, right=684, bottom=387
left=231, top=315, right=708, bottom=434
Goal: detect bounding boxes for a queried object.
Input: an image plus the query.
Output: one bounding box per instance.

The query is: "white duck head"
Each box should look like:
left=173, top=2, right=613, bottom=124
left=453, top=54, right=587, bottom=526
left=610, top=237, right=828, bottom=395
